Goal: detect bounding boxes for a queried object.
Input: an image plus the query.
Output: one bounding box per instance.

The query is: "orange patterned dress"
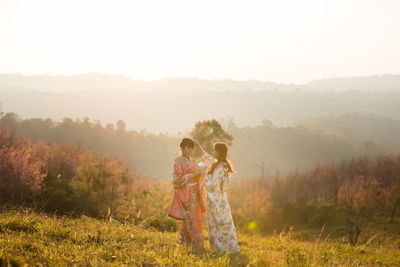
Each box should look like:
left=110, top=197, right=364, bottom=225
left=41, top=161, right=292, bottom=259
left=168, top=156, right=205, bottom=248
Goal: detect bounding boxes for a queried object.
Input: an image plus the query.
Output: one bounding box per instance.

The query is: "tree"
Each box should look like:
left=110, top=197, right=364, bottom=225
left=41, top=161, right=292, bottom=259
left=190, top=119, right=233, bottom=155
left=0, top=112, right=22, bottom=129
left=116, top=120, right=126, bottom=133
left=32, top=142, right=81, bottom=213
left=105, top=123, right=114, bottom=131
left=0, top=124, right=45, bottom=204
left=73, top=152, right=134, bottom=218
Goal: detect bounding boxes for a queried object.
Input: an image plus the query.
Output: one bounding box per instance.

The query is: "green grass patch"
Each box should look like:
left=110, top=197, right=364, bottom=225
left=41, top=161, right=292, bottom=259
left=0, top=210, right=399, bottom=266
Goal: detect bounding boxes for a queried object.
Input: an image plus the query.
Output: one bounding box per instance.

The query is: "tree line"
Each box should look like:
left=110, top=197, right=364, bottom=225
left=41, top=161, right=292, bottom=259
left=0, top=112, right=392, bottom=179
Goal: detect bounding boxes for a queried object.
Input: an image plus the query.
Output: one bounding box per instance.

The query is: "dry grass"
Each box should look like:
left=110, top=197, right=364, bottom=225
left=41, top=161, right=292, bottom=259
left=0, top=210, right=399, bottom=266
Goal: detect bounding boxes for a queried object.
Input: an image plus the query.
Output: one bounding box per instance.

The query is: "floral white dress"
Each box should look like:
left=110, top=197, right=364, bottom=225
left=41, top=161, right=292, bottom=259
left=201, top=153, right=240, bottom=253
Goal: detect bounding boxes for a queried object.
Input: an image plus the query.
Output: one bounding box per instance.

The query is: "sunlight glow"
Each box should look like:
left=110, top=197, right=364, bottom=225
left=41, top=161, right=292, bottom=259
left=1, top=0, right=399, bottom=83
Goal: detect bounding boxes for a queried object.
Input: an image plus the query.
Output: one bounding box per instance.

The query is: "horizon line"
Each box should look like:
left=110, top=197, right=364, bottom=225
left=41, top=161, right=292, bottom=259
left=1, top=72, right=400, bottom=87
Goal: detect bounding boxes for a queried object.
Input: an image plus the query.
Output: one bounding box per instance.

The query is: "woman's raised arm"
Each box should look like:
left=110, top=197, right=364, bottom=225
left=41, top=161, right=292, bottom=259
left=194, top=140, right=215, bottom=170
left=194, top=140, right=207, bottom=156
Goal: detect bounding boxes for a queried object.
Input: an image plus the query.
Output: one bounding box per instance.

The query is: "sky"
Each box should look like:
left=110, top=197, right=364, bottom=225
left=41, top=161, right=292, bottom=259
left=0, top=0, right=399, bottom=84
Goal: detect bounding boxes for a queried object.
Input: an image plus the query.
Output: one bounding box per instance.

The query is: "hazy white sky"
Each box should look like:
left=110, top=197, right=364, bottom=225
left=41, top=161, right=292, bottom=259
left=0, top=0, right=399, bottom=84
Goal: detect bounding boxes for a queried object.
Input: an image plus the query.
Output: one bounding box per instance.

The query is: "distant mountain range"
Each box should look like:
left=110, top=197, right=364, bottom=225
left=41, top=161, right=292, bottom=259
left=1, top=73, right=400, bottom=133
left=1, top=73, right=399, bottom=93
left=306, top=75, right=400, bottom=91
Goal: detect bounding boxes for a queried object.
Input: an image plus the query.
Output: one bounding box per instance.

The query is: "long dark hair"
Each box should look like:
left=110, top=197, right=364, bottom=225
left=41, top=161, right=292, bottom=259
left=208, top=142, right=234, bottom=175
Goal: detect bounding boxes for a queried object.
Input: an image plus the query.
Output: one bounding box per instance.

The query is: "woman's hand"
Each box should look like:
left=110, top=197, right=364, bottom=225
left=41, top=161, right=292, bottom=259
left=193, top=166, right=206, bottom=177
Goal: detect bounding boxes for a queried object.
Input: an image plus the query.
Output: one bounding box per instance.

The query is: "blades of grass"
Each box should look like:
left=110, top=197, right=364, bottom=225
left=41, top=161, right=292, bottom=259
left=316, top=223, right=326, bottom=243
left=366, top=233, right=380, bottom=245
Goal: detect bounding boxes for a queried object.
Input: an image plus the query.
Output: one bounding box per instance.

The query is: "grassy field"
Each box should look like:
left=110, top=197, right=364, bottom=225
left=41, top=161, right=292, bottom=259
left=0, top=210, right=399, bottom=266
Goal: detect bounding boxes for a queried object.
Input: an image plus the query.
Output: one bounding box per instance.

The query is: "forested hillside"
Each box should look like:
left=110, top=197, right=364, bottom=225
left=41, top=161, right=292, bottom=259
left=0, top=112, right=394, bottom=179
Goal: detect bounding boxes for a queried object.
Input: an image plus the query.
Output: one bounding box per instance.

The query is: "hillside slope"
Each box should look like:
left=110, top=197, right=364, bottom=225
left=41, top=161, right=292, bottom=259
left=0, top=211, right=399, bottom=266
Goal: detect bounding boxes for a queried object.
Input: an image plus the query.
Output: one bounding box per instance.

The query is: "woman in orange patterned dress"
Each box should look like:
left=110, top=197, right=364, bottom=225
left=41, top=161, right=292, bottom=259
left=168, top=138, right=206, bottom=249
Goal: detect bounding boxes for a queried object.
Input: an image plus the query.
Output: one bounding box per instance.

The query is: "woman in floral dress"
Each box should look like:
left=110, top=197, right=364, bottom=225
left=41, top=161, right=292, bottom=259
left=168, top=138, right=205, bottom=249
left=195, top=140, right=240, bottom=253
